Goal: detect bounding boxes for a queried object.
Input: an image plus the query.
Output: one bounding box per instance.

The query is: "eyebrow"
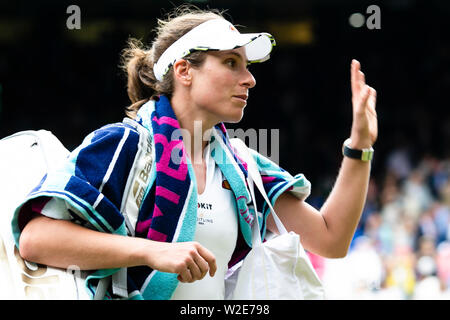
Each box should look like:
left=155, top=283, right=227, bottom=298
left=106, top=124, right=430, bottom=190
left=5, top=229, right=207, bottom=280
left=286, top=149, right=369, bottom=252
left=217, top=50, right=248, bottom=63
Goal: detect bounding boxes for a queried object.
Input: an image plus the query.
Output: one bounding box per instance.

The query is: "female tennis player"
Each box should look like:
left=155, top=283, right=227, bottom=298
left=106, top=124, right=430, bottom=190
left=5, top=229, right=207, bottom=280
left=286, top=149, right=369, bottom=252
left=13, top=6, right=377, bottom=299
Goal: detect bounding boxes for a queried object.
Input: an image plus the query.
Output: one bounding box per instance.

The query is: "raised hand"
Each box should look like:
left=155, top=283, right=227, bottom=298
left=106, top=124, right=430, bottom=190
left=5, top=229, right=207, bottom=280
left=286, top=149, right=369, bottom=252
left=349, top=59, right=378, bottom=149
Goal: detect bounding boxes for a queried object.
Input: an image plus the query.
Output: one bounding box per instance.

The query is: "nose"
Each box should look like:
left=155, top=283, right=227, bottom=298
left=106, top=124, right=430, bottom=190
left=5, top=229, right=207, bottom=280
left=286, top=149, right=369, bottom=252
left=241, top=68, right=256, bottom=89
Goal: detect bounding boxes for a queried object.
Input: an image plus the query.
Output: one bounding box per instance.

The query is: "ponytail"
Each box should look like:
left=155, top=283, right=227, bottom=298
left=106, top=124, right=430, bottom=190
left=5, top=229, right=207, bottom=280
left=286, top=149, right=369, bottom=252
left=120, top=39, right=155, bottom=118
left=120, top=5, right=225, bottom=118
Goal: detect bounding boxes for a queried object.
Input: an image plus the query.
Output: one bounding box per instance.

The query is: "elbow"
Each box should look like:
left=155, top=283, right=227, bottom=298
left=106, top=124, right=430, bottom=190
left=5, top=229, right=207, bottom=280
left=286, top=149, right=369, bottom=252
left=18, top=217, right=47, bottom=263
left=326, top=247, right=349, bottom=259
left=18, top=227, right=39, bottom=263
left=18, top=234, right=33, bottom=262
left=318, top=240, right=350, bottom=259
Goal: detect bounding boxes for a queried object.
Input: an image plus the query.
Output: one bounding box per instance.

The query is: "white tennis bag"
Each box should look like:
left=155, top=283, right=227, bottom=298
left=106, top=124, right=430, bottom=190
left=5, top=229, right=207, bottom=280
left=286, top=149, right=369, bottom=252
left=227, top=139, right=325, bottom=300
left=0, top=130, right=90, bottom=299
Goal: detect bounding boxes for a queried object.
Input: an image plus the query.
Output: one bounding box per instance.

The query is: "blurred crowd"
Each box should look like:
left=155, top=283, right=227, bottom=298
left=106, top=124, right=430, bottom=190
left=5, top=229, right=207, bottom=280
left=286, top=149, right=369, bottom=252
left=310, top=147, right=450, bottom=299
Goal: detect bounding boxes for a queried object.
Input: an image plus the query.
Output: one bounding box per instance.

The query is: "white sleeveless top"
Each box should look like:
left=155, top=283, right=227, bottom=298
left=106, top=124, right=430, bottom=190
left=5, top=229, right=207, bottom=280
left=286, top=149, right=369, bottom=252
left=171, top=147, right=238, bottom=300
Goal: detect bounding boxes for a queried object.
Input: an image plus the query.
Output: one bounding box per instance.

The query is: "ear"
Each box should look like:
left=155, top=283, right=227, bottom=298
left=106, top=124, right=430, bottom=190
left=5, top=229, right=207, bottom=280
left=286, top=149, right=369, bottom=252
left=173, top=59, right=192, bottom=86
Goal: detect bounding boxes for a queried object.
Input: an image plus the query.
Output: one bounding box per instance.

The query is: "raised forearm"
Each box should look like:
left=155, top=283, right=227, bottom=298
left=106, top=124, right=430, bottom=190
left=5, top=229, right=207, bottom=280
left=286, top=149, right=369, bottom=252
left=271, top=60, right=377, bottom=258
left=318, top=59, right=377, bottom=255
left=319, top=157, right=371, bottom=255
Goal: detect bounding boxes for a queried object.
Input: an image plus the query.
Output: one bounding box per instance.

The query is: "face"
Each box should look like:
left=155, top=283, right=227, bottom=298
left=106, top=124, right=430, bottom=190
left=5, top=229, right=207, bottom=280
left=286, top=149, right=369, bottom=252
left=188, top=47, right=256, bottom=124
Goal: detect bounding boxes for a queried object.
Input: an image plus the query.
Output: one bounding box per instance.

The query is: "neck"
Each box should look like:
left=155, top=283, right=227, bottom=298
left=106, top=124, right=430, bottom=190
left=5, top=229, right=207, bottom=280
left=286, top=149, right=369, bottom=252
left=170, top=94, right=217, bottom=165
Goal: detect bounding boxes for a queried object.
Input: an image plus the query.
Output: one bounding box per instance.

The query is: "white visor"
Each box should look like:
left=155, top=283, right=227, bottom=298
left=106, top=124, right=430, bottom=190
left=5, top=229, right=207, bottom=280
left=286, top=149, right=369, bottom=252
left=153, top=18, right=276, bottom=81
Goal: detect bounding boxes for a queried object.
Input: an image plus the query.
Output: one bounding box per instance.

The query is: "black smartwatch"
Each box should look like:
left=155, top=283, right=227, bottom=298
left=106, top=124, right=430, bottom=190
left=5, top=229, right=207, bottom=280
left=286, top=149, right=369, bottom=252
left=342, top=138, right=374, bottom=161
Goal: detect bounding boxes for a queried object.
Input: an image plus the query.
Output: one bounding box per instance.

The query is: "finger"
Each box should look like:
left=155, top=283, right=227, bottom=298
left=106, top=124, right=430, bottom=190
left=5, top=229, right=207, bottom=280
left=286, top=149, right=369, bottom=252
left=193, top=254, right=210, bottom=279
left=362, top=85, right=371, bottom=102
left=187, top=259, right=202, bottom=281
left=356, top=85, right=370, bottom=113
left=369, top=87, right=377, bottom=108
left=351, top=59, right=359, bottom=94
left=367, top=87, right=377, bottom=115
left=197, top=245, right=217, bottom=277
left=177, top=267, right=192, bottom=283
left=358, top=70, right=366, bottom=91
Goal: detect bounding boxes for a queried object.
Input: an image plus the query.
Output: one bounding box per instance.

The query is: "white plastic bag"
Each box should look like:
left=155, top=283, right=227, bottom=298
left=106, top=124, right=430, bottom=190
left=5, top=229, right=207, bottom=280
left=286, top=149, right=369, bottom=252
left=0, top=130, right=90, bottom=299
left=229, top=139, right=325, bottom=300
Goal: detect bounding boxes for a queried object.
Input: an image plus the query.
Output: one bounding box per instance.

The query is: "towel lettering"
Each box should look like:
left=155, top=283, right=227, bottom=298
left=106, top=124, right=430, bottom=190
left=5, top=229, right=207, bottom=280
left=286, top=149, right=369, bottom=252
left=154, top=133, right=188, bottom=181
left=133, top=142, right=152, bottom=208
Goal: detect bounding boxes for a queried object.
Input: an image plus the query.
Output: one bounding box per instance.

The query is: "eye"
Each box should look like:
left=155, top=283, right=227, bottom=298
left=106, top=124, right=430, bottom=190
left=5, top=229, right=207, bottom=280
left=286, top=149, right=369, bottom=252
left=225, top=58, right=237, bottom=68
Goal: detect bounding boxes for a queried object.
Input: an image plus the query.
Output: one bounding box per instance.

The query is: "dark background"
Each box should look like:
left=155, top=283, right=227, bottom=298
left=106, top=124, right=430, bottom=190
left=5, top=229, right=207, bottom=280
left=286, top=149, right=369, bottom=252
left=0, top=0, right=449, bottom=200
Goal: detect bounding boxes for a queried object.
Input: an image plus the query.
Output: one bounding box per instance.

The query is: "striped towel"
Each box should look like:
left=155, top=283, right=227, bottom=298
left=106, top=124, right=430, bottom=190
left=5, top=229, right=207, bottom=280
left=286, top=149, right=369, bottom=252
left=11, top=95, right=311, bottom=299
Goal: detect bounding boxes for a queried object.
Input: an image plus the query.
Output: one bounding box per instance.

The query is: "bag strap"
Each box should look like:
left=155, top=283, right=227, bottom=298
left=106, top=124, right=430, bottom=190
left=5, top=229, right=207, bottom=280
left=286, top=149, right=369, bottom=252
left=230, top=139, right=288, bottom=239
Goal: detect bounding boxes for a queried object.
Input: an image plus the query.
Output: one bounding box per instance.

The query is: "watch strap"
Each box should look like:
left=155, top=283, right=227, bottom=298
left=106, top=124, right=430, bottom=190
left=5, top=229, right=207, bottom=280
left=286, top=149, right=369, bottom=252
left=342, top=138, right=374, bottom=161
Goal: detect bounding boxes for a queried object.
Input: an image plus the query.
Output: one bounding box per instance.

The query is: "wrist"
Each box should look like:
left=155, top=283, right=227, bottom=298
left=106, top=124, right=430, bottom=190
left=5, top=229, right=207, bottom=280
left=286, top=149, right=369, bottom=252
left=342, top=138, right=374, bottom=162
left=347, top=136, right=372, bottom=149
left=129, top=237, right=158, bottom=268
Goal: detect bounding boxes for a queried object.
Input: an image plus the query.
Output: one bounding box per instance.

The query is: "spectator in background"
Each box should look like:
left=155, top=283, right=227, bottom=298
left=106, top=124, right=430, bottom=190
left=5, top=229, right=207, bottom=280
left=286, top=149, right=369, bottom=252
left=436, top=241, right=450, bottom=290
left=413, top=255, right=442, bottom=300
left=403, top=169, right=433, bottom=222
left=435, top=180, right=450, bottom=243
left=322, top=154, right=450, bottom=299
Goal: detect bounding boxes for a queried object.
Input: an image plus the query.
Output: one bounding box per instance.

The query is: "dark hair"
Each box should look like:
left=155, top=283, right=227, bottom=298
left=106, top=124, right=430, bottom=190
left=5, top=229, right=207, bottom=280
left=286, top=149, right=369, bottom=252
left=120, top=6, right=225, bottom=118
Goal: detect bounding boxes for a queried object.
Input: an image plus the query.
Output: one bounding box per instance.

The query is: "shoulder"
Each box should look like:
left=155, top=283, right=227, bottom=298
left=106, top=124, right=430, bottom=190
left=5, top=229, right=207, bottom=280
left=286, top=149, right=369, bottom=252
left=90, top=121, right=140, bottom=143
left=78, top=121, right=141, bottom=153
left=73, top=121, right=141, bottom=162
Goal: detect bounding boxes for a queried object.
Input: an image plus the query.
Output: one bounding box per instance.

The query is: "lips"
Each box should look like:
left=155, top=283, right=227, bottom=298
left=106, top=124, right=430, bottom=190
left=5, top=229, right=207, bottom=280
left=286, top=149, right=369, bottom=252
left=232, top=94, right=248, bottom=102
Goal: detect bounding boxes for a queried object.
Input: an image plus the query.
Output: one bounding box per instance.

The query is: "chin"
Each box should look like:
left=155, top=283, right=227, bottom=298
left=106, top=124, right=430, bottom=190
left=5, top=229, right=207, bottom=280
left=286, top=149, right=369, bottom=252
left=223, top=109, right=245, bottom=124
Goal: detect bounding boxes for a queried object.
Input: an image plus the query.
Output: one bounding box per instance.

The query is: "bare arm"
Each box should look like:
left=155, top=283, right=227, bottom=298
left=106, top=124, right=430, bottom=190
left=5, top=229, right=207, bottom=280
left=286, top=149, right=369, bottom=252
left=19, top=215, right=216, bottom=283
left=270, top=60, right=377, bottom=258
left=272, top=158, right=370, bottom=258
